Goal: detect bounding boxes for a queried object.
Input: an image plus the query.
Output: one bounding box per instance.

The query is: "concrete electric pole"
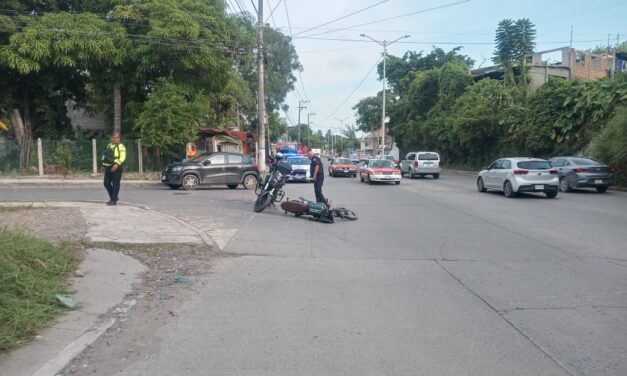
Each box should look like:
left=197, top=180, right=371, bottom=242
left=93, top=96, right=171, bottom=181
left=307, top=112, right=316, bottom=145
left=257, top=0, right=266, bottom=171
left=297, top=100, right=309, bottom=143
left=360, top=33, right=410, bottom=156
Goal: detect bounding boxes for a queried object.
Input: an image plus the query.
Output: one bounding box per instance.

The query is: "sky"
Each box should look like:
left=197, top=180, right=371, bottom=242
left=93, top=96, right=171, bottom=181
left=228, top=0, right=627, bottom=137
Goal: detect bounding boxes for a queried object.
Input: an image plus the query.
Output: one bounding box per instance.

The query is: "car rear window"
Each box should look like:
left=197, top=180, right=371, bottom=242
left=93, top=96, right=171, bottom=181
left=418, top=153, right=439, bottom=160
left=369, top=160, right=394, bottom=168
left=570, top=158, right=601, bottom=166
left=288, top=158, right=309, bottom=165
left=517, top=161, right=551, bottom=170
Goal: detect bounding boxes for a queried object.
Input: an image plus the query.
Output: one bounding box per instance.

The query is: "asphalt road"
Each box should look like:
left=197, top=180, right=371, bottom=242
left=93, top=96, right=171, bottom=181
left=2, top=171, right=626, bottom=375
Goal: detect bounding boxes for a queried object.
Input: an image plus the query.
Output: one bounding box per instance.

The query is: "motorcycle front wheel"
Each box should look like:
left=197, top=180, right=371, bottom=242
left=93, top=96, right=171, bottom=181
left=334, top=208, right=358, bottom=220
left=254, top=192, right=272, bottom=213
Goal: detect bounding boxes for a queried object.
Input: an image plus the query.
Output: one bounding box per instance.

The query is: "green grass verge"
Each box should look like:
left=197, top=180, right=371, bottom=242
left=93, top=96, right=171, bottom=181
left=0, top=205, right=35, bottom=213
left=0, top=229, right=79, bottom=351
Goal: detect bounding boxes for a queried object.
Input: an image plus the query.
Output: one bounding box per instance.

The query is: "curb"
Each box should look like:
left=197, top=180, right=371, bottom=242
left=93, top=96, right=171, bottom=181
left=0, top=179, right=160, bottom=186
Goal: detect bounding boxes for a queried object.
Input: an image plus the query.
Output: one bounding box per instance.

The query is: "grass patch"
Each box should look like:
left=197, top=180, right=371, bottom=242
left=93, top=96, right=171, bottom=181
left=0, top=229, right=79, bottom=352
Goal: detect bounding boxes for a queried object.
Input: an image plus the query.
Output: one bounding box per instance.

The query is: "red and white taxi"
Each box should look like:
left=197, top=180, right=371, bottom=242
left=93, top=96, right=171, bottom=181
left=329, top=157, right=357, bottom=177
left=359, top=159, right=401, bottom=185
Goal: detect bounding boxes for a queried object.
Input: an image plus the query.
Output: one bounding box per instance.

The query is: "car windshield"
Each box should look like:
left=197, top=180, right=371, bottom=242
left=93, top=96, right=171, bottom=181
left=517, top=160, right=551, bottom=170
left=418, top=153, right=439, bottom=160
left=369, top=160, right=394, bottom=168
left=287, top=157, right=309, bottom=165
left=189, top=153, right=211, bottom=163
left=383, top=156, right=394, bottom=160
left=571, top=158, right=601, bottom=166
left=335, top=158, right=351, bottom=164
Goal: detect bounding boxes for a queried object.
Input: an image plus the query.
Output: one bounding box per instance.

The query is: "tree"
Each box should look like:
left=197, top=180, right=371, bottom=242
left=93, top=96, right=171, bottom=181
left=1, top=11, right=127, bottom=166
left=135, top=80, right=208, bottom=152
left=493, top=18, right=536, bottom=65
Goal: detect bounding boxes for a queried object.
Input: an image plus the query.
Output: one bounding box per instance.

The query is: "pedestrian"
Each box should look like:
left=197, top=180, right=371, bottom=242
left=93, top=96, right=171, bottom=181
left=102, top=132, right=126, bottom=206
left=308, top=150, right=327, bottom=205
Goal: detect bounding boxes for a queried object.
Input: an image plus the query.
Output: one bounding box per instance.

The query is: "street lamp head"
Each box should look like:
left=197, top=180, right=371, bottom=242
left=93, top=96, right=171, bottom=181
left=359, top=33, right=366, bottom=37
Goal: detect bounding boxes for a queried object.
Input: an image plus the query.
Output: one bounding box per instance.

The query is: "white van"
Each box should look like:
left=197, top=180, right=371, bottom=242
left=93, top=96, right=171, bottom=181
left=400, top=151, right=441, bottom=179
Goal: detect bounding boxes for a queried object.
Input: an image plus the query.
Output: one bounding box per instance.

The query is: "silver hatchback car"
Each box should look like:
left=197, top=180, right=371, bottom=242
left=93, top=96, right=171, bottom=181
left=477, top=158, right=559, bottom=198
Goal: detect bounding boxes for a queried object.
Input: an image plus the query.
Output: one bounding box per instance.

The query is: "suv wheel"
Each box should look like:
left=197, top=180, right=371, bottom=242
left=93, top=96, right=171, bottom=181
left=596, top=186, right=608, bottom=193
left=243, top=174, right=258, bottom=190
left=409, top=168, right=415, bottom=179
left=182, top=174, right=199, bottom=190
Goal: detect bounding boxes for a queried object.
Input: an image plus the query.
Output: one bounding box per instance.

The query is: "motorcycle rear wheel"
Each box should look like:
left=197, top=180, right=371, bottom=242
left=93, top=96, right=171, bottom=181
left=254, top=192, right=272, bottom=213
left=334, top=208, right=358, bottom=220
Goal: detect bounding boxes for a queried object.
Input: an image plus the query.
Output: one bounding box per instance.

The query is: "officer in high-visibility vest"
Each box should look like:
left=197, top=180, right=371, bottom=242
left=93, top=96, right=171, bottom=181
left=102, top=133, right=126, bottom=206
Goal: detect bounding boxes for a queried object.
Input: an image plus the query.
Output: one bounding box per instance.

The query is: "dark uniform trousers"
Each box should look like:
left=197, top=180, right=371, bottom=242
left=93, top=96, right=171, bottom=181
left=104, top=165, right=124, bottom=202
left=314, top=174, right=326, bottom=204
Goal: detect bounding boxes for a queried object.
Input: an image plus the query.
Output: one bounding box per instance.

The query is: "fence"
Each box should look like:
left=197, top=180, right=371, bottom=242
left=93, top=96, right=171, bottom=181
left=0, top=138, right=172, bottom=175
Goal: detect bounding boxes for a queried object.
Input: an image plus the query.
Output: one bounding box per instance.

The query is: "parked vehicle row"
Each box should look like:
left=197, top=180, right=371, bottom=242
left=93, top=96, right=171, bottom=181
left=476, top=156, right=614, bottom=198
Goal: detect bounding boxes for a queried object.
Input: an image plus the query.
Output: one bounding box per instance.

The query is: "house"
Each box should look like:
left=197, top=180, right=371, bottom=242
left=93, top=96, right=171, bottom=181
left=197, top=128, right=257, bottom=156
left=472, top=47, right=617, bottom=90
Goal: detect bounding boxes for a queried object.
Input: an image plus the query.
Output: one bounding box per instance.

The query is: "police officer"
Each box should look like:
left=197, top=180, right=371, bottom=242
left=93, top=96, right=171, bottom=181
left=102, top=133, right=126, bottom=206
left=308, top=150, right=327, bottom=205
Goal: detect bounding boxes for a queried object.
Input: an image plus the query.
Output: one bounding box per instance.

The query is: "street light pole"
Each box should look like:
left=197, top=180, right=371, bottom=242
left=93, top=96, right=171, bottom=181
left=360, top=33, right=410, bottom=156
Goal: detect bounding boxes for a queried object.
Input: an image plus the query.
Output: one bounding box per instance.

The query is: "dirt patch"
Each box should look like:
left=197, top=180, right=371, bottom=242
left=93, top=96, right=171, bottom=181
left=0, top=207, right=87, bottom=243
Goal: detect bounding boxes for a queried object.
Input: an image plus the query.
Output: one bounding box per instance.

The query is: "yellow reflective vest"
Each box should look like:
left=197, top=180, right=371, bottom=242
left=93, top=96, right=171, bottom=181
left=102, top=143, right=126, bottom=167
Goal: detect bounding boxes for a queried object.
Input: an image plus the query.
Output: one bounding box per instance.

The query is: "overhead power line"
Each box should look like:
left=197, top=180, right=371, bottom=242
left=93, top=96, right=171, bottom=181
left=293, top=0, right=390, bottom=37
left=265, top=0, right=283, bottom=24
left=320, top=58, right=381, bottom=125
left=295, top=36, right=610, bottom=46
left=298, top=0, right=472, bottom=39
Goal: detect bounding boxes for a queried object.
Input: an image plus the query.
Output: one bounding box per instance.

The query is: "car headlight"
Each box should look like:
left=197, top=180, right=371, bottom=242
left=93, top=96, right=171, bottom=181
left=171, top=166, right=183, bottom=172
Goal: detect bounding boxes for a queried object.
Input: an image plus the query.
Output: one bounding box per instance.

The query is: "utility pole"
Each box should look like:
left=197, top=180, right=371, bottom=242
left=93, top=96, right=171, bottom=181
left=334, top=117, right=348, bottom=155
left=360, top=33, right=409, bottom=156
left=256, top=0, right=266, bottom=171
left=297, top=100, right=309, bottom=143
left=307, top=112, right=316, bottom=146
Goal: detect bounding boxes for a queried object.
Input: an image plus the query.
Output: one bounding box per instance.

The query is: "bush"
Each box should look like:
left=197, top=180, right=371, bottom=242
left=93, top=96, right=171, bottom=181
left=54, top=143, right=73, bottom=174
left=590, top=106, right=627, bottom=186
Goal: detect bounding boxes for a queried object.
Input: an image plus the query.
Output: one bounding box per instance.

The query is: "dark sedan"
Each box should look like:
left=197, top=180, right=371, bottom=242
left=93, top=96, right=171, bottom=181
left=548, top=156, right=614, bottom=193
left=162, top=152, right=259, bottom=190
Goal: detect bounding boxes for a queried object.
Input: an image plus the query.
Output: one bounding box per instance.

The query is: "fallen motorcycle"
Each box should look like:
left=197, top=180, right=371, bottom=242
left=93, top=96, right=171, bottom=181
left=280, top=196, right=358, bottom=223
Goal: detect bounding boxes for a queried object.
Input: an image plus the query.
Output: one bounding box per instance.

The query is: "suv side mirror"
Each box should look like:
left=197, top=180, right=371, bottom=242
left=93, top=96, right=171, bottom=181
left=203, top=160, right=211, bottom=166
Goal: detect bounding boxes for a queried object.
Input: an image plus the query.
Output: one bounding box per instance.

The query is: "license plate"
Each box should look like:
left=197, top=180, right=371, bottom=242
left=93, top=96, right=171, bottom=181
left=595, top=179, right=603, bottom=184
left=535, top=185, right=544, bottom=190
left=343, top=169, right=349, bottom=172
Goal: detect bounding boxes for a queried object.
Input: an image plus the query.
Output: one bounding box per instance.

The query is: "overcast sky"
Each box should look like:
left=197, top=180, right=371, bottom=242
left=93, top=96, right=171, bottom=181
left=229, top=0, right=626, bottom=136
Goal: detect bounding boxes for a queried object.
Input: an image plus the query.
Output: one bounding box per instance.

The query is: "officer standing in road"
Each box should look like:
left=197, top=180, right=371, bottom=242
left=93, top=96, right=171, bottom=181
left=308, top=150, right=327, bottom=205
left=102, top=133, right=126, bottom=206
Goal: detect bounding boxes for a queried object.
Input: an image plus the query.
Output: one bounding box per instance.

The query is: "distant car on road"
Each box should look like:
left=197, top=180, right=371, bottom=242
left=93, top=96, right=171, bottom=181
left=377, top=154, right=399, bottom=168
left=400, top=152, right=441, bottom=179
left=162, top=152, right=259, bottom=191
left=350, top=154, right=359, bottom=164
left=329, top=157, right=357, bottom=177
left=476, top=157, right=558, bottom=198
left=548, top=156, right=614, bottom=193
left=286, top=155, right=312, bottom=182
left=359, top=159, right=401, bottom=185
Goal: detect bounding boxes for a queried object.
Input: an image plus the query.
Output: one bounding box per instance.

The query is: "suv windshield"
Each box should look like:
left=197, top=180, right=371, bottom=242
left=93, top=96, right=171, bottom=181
left=335, top=158, right=351, bottom=164
left=418, top=153, right=439, bottom=160
left=189, top=153, right=211, bottom=163
left=287, top=157, right=309, bottom=165
left=517, top=161, right=551, bottom=170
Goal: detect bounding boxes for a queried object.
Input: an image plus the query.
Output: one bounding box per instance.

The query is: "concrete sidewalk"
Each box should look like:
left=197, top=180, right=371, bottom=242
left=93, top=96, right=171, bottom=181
left=0, top=201, right=214, bottom=376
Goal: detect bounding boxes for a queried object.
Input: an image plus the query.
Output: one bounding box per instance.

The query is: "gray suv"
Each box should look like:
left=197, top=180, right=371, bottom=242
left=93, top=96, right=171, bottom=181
left=162, top=152, right=259, bottom=190
left=400, top=152, right=441, bottom=179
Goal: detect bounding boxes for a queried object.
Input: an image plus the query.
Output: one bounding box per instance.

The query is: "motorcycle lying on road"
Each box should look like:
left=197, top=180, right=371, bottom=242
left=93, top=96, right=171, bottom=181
left=280, top=196, right=358, bottom=224
left=253, top=153, right=292, bottom=213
